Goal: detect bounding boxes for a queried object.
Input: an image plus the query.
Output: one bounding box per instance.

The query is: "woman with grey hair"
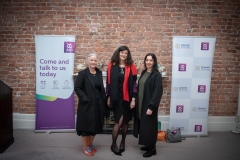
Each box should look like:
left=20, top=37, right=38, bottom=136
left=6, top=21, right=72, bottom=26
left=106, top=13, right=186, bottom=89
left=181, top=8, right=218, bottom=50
left=75, top=53, right=108, bottom=157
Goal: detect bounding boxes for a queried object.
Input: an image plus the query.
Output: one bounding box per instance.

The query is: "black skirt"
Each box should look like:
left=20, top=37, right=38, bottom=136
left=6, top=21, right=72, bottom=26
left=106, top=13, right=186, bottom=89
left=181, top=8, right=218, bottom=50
left=112, top=99, right=132, bottom=124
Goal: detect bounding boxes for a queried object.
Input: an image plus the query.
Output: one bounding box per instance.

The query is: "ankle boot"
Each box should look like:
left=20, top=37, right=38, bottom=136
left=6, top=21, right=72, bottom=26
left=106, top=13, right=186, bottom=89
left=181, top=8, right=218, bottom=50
left=140, top=146, right=149, bottom=151
left=143, top=147, right=156, bottom=158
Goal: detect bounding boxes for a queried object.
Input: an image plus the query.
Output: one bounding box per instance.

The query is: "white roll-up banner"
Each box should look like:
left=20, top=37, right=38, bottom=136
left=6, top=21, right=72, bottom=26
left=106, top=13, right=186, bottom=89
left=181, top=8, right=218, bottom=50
left=170, top=36, right=216, bottom=136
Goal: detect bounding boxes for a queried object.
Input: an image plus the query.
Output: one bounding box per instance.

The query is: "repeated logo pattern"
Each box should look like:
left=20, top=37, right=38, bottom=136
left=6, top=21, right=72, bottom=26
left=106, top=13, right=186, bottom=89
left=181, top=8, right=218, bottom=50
left=201, top=42, right=209, bottom=50
left=195, top=125, right=202, bottom=132
left=176, top=105, right=184, bottom=113
left=178, top=63, right=186, bottom=71
left=170, top=37, right=216, bottom=136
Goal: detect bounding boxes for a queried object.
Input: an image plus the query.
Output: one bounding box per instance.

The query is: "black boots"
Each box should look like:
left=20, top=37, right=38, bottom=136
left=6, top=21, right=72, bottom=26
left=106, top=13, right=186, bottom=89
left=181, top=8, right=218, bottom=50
left=143, top=147, right=156, bottom=158
left=140, top=146, right=149, bottom=151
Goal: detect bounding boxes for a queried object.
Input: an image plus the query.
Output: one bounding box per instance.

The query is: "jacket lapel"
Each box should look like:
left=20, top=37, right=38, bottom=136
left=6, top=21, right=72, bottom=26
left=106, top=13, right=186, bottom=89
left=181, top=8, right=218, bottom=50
left=86, top=68, right=95, bottom=89
left=110, top=65, right=119, bottom=102
left=139, top=70, right=154, bottom=89
left=96, top=68, right=104, bottom=90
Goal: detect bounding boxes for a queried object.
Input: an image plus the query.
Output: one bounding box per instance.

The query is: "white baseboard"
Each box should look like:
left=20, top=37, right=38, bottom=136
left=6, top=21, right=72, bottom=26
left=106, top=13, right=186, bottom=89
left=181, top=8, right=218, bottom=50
left=13, top=113, right=36, bottom=130
left=13, top=113, right=236, bottom=132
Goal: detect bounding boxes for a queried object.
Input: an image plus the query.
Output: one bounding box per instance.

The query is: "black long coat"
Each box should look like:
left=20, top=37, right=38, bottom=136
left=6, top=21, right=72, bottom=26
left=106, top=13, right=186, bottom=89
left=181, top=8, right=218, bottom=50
left=74, top=67, right=107, bottom=133
left=133, top=70, right=163, bottom=147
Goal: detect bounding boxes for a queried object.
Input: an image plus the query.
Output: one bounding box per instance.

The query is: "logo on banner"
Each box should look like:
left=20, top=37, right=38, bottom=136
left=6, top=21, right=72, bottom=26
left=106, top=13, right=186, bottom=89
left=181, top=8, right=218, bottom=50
left=195, top=66, right=211, bottom=71
left=201, top=66, right=211, bottom=71
left=62, top=80, right=71, bottom=89
left=52, top=80, right=59, bottom=89
left=192, top=107, right=207, bottom=112
left=192, top=107, right=197, bottom=112
left=173, top=87, right=178, bottom=91
left=195, top=125, right=202, bottom=132
left=175, top=44, right=180, bottom=49
left=179, top=87, right=188, bottom=92
left=198, top=85, right=206, bottom=93
left=40, top=80, right=47, bottom=89
left=178, top=63, right=186, bottom=71
left=198, top=107, right=207, bottom=112
left=195, top=66, right=200, bottom=71
left=201, top=42, right=209, bottom=50
left=175, top=44, right=190, bottom=49
left=176, top=105, right=184, bottom=113
left=181, top=44, right=190, bottom=49
left=64, top=42, right=75, bottom=53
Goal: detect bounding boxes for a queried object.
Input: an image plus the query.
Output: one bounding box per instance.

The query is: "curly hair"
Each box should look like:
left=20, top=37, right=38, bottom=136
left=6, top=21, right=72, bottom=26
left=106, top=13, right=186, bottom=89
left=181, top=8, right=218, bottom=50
left=110, top=46, right=133, bottom=66
left=143, top=53, right=159, bottom=72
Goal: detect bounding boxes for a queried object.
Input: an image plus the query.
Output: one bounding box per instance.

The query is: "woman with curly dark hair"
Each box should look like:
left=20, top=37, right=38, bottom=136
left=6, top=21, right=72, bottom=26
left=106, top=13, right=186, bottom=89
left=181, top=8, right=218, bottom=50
left=106, top=46, right=137, bottom=156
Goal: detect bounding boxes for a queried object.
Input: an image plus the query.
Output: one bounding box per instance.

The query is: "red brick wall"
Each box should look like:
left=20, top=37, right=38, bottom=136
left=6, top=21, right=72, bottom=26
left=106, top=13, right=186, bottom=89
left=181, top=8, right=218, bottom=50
left=0, top=0, right=239, bottom=116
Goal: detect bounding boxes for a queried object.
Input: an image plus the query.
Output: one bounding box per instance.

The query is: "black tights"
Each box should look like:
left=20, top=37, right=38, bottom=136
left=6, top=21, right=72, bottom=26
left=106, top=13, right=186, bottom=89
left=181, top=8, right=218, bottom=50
left=111, top=115, right=128, bottom=151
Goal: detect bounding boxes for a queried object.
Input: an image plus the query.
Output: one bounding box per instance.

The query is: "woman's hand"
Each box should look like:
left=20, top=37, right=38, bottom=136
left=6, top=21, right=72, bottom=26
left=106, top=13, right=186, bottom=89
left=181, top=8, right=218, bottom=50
left=146, top=109, right=153, bottom=115
left=130, top=98, right=135, bottom=109
left=107, top=97, right=111, bottom=107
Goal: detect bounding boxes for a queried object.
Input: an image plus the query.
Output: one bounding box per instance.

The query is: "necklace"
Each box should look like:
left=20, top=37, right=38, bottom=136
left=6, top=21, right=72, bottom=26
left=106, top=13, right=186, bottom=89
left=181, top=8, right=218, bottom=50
left=119, top=64, right=125, bottom=74
left=120, top=67, right=124, bottom=74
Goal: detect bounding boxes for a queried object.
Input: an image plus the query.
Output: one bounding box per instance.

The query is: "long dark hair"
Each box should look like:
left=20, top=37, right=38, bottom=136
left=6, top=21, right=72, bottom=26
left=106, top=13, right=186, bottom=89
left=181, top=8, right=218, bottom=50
left=110, top=46, right=133, bottom=66
left=143, top=53, right=159, bottom=72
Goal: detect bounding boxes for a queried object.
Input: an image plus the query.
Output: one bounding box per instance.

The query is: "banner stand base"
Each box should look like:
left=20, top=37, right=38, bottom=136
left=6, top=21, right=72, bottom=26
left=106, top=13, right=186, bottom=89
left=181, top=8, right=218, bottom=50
left=231, top=130, right=240, bottom=134
left=34, top=129, right=76, bottom=134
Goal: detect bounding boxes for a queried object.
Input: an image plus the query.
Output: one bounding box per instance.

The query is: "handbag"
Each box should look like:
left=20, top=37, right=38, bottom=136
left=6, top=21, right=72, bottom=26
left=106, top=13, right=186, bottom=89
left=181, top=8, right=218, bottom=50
left=166, top=128, right=183, bottom=143
left=157, top=131, right=166, bottom=141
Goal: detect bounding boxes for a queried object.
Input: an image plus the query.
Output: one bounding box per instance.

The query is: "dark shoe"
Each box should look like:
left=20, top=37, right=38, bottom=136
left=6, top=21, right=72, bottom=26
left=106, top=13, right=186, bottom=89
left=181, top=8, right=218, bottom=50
left=111, top=145, right=122, bottom=156
left=119, top=141, right=125, bottom=153
left=140, top=146, right=149, bottom=151
left=120, top=148, right=125, bottom=153
left=143, top=147, right=156, bottom=158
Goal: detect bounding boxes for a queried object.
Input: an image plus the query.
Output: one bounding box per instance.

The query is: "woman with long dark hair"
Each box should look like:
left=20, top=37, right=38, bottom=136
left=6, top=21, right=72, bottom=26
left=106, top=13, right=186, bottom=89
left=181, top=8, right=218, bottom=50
left=106, top=46, right=137, bottom=156
left=133, top=53, right=163, bottom=158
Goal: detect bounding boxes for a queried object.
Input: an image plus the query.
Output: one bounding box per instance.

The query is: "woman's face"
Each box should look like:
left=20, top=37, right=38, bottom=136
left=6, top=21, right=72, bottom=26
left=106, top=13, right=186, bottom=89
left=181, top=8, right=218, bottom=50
left=87, top=55, right=97, bottom=69
left=119, top=50, right=128, bottom=62
left=145, top=55, right=154, bottom=70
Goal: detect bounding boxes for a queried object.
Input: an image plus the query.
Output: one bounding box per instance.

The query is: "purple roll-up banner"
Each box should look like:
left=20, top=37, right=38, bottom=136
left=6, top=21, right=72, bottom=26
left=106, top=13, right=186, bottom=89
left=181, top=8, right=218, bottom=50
left=35, top=35, right=75, bottom=132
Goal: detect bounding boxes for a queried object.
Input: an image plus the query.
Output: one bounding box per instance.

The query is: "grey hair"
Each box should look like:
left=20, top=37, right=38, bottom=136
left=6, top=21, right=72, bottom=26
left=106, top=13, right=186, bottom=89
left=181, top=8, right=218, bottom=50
left=85, top=53, right=97, bottom=66
left=86, top=53, right=97, bottom=60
